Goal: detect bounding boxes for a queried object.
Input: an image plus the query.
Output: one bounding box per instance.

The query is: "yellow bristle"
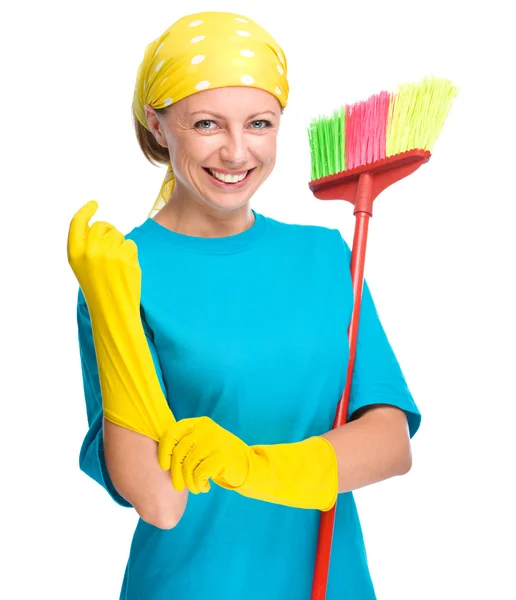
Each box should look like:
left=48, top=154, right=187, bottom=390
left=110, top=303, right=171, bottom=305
left=386, top=76, right=459, bottom=156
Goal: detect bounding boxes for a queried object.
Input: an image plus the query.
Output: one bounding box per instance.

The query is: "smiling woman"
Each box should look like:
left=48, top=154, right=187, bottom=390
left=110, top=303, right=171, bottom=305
left=140, top=86, right=282, bottom=222
left=69, top=9, right=420, bottom=600
left=131, top=10, right=288, bottom=227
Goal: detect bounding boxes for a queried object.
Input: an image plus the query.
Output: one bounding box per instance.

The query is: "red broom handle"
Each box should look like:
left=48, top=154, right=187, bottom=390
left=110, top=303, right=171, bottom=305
left=310, top=173, right=374, bottom=599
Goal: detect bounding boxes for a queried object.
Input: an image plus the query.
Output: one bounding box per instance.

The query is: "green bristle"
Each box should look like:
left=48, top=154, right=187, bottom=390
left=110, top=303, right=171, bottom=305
left=307, top=106, right=346, bottom=180
left=386, top=76, right=459, bottom=155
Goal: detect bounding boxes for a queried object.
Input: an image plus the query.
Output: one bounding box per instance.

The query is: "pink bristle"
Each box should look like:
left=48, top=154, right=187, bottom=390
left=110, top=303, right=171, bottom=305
left=345, top=90, right=391, bottom=170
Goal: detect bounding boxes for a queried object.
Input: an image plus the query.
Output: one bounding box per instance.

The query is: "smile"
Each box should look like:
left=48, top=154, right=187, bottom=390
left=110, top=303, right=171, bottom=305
left=203, top=167, right=255, bottom=188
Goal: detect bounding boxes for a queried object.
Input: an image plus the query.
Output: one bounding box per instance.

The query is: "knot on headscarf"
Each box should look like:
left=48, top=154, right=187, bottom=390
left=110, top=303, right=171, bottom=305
left=132, top=11, right=289, bottom=217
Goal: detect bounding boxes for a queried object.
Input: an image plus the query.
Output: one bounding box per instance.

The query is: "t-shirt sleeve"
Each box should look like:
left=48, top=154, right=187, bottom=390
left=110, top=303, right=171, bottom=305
left=76, top=288, right=168, bottom=505
left=335, top=231, right=421, bottom=438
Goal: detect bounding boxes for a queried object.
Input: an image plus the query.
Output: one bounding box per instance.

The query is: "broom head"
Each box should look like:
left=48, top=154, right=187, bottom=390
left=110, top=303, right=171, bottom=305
left=307, top=76, right=458, bottom=205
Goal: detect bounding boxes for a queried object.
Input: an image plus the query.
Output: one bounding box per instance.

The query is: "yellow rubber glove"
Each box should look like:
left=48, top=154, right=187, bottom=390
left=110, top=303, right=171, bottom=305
left=67, top=200, right=175, bottom=441
left=158, top=417, right=339, bottom=511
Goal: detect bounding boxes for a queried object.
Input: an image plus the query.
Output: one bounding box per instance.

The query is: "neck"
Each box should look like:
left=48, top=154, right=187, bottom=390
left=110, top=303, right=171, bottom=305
left=153, top=186, right=255, bottom=238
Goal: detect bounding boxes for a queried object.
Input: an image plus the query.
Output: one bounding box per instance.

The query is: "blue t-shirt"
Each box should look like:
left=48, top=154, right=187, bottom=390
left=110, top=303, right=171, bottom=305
left=76, top=210, right=421, bottom=600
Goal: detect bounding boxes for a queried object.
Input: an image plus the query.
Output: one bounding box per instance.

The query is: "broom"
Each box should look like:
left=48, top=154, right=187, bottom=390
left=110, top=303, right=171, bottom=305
left=306, top=75, right=458, bottom=599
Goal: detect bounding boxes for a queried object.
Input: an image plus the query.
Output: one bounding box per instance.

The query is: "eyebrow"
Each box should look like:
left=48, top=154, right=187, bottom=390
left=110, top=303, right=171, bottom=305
left=190, top=110, right=277, bottom=119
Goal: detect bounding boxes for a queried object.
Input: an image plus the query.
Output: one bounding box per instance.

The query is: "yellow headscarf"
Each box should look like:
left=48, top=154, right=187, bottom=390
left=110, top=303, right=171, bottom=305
left=132, top=11, right=289, bottom=217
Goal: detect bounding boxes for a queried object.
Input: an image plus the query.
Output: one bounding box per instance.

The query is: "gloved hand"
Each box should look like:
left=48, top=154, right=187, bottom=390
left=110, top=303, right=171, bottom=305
left=158, top=416, right=338, bottom=511
left=67, top=200, right=175, bottom=441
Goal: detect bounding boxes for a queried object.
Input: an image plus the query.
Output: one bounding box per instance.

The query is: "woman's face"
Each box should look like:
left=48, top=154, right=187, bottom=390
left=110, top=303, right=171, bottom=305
left=145, top=87, right=282, bottom=213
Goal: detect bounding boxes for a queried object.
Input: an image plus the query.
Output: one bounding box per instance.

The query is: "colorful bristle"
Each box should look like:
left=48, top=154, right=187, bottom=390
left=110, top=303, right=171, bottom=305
left=308, top=76, right=458, bottom=180
left=307, top=106, right=346, bottom=181
left=386, top=77, right=458, bottom=156
left=346, top=90, right=390, bottom=170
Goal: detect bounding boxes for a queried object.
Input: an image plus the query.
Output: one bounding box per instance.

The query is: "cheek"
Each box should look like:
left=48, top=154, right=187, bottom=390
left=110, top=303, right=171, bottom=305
left=253, top=134, right=278, bottom=165
left=170, top=134, right=218, bottom=167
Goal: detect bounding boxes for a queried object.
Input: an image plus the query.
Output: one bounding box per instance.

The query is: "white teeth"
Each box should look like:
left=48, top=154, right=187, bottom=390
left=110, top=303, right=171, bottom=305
left=208, top=169, right=248, bottom=183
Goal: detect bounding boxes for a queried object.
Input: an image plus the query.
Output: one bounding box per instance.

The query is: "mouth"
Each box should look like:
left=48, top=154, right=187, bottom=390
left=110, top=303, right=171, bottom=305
left=202, top=167, right=255, bottom=189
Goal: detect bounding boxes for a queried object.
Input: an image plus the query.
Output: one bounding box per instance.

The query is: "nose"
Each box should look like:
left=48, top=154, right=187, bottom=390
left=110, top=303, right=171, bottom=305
left=219, top=129, right=248, bottom=167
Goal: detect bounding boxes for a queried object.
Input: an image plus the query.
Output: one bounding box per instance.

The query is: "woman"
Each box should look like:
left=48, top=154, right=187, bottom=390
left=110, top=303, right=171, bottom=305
left=68, top=11, right=421, bottom=600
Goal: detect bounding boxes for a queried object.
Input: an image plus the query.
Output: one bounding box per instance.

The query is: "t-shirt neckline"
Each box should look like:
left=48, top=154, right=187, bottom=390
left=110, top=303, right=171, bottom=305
left=141, top=209, right=267, bottom=254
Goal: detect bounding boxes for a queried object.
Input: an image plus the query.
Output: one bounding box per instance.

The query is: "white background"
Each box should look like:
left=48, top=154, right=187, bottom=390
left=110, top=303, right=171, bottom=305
left=1, top=0, right=515, bottom=598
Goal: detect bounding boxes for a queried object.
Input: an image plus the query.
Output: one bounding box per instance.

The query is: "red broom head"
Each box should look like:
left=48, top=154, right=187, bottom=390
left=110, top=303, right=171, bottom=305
left=307, top=76, right=458, bottom=206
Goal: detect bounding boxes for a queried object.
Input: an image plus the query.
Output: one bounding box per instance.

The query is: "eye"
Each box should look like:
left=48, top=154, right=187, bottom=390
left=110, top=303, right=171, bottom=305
left=250, top=120, right=272, bottom=129
left=193, top=119, right=272, bottom=131
left=194, top=119, right=217, bottom=130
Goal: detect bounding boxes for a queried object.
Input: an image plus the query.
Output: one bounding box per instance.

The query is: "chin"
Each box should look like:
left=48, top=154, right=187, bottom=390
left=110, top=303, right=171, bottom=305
left=203, top=194, right=253, bottom=212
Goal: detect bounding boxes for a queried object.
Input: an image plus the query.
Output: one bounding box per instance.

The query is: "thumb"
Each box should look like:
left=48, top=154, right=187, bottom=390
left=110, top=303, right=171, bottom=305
left=158, top=426, right=176, bottom=471
left=67, top=200, right=98, bottom=260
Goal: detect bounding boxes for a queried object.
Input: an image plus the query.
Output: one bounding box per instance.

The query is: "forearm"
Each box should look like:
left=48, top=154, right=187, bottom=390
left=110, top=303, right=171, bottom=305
left=103, top=418, right=187, bottom=529
left=90, top=306, right=175, bottom=442
left=321, top=404, right=412, bottom=494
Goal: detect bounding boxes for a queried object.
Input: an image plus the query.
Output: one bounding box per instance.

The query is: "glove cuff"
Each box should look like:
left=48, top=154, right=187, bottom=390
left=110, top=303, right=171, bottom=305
left=232, top=436, right=339, bottom=511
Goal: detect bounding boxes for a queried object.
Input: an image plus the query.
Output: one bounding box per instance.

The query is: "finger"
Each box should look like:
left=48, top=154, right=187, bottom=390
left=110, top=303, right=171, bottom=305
left=67, top=200, right=98, bottom=259
left=120, top=239, right=139, bottom=263
left=171, top=467, right=186, bottom=493
left=171, top=436, right=196, bottom=493
left=87, top=220, right=115, bottom=247
left=182, top=446, right=207, bottom=494
left=158, top=420, right=194, bottom=471
left=158, top=433, right=173, bottom=471
left=102, top=227, right=125, bottom=255
left=158, top=428, right=175, bottom=471
left=105, top=226, right=125, bottom=247
left=193, top=456, right=224, bottom=493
